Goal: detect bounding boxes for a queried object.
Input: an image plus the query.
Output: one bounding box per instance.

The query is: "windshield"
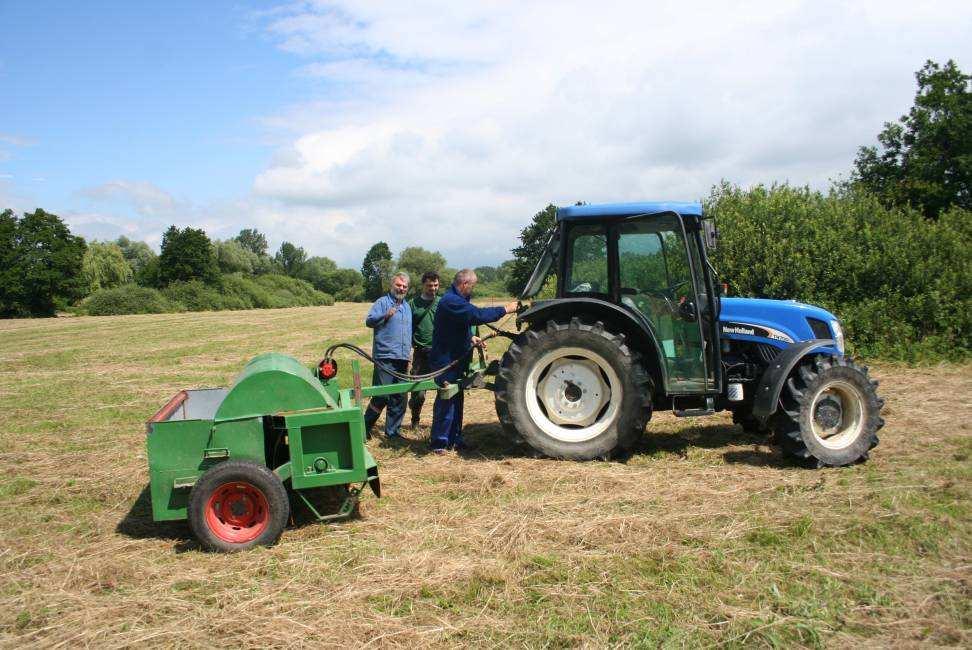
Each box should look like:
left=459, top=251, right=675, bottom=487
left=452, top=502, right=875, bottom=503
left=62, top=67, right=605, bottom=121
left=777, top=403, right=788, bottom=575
left=520, top=230, right=558, bottom=299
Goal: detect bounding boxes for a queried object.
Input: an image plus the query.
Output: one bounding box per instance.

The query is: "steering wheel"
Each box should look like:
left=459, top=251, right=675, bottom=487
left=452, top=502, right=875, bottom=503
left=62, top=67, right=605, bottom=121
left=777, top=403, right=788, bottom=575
left=622, top=280, right=692, bottom=315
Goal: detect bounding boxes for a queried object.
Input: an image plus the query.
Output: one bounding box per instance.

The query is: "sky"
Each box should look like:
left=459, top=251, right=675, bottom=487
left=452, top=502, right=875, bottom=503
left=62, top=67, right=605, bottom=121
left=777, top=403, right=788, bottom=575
left=1, top=1, right=970, bottom=268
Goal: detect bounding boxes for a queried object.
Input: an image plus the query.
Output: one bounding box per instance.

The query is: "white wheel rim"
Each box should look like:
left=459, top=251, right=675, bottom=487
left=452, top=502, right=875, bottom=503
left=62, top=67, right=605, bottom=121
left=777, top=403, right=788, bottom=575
left=524, top=347, right=622, bottom=443
left=809, top=379, right=864, bottom=450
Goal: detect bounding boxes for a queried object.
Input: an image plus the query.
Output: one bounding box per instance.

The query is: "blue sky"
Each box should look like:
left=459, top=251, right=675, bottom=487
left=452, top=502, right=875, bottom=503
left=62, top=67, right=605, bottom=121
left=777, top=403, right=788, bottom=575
left=2, top=2, right=971, bottom=266
left=1, top=2, right=293, bottom=203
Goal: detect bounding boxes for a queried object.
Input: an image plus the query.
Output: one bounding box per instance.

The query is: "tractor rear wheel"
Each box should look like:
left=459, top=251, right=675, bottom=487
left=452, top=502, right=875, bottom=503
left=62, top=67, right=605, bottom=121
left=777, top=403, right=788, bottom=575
left=772, top=355, right=884, bottom=466
left=495, top=318, right=652, bottom=460
left=188, top=460, right=290, bottom=552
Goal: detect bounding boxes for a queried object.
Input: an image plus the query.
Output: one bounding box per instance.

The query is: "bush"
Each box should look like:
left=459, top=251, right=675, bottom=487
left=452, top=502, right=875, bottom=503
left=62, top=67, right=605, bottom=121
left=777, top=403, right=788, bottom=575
left=252, top=274, right=334, bottom=307
left=709, top=182, right=971, bottom=361
left=218, top=273, right=275, bottom=309
left=334, top=284, right=366, bottom=302
left=83, top=285, right=184, bottom=315
left=162, top=280, right=233, bottom=312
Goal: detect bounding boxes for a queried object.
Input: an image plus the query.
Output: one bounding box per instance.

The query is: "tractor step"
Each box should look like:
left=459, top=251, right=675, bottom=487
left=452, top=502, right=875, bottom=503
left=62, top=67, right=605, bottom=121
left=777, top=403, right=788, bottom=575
left=673, top=397, right=716, bottom=417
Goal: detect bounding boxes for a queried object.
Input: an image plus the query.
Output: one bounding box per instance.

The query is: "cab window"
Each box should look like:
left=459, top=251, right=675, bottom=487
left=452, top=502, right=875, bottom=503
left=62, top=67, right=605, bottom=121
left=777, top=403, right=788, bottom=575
left=564, top=224, right=608, bottom=295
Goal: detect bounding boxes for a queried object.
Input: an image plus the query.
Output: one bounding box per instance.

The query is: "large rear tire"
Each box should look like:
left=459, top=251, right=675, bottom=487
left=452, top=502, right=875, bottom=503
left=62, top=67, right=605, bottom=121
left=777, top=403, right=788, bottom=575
left=188, top=460, right=290, bottom=552
left=772, top=355, right=884, bottom=466
left=494, top=318, right=652, bottom=460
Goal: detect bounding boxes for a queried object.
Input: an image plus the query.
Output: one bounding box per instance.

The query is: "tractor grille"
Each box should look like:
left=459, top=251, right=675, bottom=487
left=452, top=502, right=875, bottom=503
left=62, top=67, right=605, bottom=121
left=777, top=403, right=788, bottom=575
left=756, top=343, right=781, bottom=363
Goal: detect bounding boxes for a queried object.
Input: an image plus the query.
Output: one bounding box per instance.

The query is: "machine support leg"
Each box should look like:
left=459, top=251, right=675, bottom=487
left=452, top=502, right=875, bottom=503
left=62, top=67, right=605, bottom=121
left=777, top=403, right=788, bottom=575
left=352, top=360, right=363, bottom=407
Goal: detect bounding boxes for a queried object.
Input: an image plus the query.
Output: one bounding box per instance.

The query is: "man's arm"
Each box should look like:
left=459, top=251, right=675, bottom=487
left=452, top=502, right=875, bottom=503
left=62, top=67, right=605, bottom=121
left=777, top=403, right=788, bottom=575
left=448, top=299, right=516, bottom=326
left=365, top=297, right=389, bottom=328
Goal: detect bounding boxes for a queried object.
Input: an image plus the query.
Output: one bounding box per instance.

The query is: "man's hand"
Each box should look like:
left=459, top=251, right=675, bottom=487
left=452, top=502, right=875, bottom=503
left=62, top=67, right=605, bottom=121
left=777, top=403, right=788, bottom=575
left=384, top=304, right=399, bottom=320
left=504, top=301, right=519, bottom=314
left=471, top=335, right=487, bottom=351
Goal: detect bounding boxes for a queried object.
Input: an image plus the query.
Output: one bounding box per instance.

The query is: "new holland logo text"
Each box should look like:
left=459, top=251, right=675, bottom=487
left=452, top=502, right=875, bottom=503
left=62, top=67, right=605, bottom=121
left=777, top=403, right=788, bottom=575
left=721, top=322, right=794, bottom=343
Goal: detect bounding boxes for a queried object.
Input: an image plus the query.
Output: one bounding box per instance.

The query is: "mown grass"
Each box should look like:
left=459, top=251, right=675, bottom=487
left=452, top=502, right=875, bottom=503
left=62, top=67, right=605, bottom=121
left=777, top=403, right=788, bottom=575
left=0, top=303, right=969, bottom=647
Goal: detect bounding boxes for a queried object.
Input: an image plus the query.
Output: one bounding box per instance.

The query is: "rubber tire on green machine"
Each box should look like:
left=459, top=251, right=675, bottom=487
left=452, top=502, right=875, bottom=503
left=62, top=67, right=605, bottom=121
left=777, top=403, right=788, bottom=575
left=188, top=460, right=290, bottom=552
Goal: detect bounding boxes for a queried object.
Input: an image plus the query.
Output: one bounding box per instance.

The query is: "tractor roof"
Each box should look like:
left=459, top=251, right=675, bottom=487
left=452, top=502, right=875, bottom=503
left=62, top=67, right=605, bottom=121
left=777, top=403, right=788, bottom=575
left=556, top=201, right=703, bottom=221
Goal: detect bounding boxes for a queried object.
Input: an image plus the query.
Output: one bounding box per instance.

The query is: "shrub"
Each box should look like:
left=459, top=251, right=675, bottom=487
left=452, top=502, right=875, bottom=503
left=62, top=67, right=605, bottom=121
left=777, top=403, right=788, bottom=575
left=252, top=274, right=334, bottom=307
left=83, top=285, right=184, bottom=315
left=709, top=182, right=971, bottom=361
left=162, top=280, right=234, bottom=312
left=334, top=284, right=365, bottom=302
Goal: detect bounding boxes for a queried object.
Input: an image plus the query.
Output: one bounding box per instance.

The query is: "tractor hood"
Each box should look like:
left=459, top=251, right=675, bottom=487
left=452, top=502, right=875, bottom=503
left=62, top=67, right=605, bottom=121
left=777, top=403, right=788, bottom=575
left=719, top=297, right=839, bottom=347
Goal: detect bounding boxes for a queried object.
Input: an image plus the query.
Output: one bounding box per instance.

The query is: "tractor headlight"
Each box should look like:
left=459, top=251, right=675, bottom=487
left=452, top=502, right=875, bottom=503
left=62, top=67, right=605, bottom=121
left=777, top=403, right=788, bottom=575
left=830, top=320, right=845, bottom=354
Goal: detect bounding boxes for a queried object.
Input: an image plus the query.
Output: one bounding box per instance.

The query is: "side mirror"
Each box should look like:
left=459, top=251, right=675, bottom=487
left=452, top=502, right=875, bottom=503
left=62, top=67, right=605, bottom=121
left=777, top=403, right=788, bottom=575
left=702, top=219, right=718, bottom=250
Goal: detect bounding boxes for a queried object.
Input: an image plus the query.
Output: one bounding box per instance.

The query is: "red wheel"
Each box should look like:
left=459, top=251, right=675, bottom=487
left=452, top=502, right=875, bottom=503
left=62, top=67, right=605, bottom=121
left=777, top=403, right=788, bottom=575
left=188, top=461, right=290, bottom=552
left=204, top=481, right=270, bottom=543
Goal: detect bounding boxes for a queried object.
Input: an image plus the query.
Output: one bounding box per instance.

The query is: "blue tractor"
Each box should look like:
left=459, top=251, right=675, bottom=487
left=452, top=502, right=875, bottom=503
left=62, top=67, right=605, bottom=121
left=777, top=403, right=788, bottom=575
left=495, top=202, right=884, bottom=466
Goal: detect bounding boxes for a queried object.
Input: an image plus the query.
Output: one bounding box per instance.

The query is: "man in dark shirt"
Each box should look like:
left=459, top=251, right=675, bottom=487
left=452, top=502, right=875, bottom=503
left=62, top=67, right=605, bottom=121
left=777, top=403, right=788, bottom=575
left=407, top=271, right=440, bottom=428
left=363, top=272, right=412, bottom=438
left=429, top=269, right=518, bottom=453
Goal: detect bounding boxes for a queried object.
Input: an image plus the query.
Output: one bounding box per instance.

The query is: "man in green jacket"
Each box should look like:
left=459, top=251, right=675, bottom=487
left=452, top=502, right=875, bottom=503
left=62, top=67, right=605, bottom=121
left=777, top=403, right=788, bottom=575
left=408, top=271, right=440, bottom=428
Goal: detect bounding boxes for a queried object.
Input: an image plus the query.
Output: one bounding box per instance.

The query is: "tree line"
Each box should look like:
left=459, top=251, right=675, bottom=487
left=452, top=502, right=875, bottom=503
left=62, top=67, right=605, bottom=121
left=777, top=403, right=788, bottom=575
left=0, top=211, right=517, bottom=317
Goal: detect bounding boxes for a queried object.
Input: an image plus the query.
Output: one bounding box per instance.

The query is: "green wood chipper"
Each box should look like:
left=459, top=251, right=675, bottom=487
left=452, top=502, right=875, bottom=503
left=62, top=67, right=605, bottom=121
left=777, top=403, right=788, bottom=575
left=146, top=350, right=483, bottom=552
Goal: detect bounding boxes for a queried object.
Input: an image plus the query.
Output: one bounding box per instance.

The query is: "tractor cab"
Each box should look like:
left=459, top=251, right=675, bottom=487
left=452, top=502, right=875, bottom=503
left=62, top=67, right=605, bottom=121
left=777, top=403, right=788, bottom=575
left=520, top=202, right=722, bottom=397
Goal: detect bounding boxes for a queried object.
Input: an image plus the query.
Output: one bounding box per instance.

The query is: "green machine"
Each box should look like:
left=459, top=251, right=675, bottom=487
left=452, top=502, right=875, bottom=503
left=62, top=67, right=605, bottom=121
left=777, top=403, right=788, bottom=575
left=146, top=351, right=452, bottom=552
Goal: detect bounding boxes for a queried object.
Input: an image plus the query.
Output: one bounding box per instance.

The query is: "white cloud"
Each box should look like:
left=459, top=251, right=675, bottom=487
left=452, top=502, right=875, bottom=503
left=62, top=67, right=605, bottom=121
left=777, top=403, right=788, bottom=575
left=0, top=133, right=36, bottom=164
left=246, top=0, right=972, bottom=266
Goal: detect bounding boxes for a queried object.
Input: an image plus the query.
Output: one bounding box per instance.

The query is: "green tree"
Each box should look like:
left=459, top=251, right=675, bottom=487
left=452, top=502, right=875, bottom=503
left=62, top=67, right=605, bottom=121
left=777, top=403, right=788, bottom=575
left=82, top=241, right=133, bottom=293
left=0, top=208, right=87, bottom=317
left=274, top=241, right=307, bottom=277
left=361, top=241, right=393, bottom=299
left=215, top=239, right=259, bottom=275
left=0, top=209, right=21, bottom=315
left=158, top=225, right=218, bottom=286
left=506, top=204, right=557, bottom=295
left=474, top=265, right=498, bottom=283
left=115, top=236, right=156, bottom=276
left=396, top=246, right=447, bottom=287
left=298, top=256, right=338, bottom=289
left=235, top=228, right=269, bottom=256
left=852, top=59, right=972, bottom=218
left=323, top=268, right=364, bottom=297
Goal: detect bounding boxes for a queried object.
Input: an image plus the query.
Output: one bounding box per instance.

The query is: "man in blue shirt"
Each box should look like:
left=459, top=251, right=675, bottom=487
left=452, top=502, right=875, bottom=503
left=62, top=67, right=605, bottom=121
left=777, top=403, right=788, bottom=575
left=429, top=269, right=518, bottom=453
left=364, top=272, right=412, bottom=438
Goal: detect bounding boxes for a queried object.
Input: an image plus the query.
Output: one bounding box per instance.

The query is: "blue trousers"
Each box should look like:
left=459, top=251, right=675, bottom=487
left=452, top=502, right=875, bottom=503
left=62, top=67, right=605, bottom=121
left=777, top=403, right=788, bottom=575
left=430, top=389, right=465, bottom=450
left=364, top=358, right=409, bottom=437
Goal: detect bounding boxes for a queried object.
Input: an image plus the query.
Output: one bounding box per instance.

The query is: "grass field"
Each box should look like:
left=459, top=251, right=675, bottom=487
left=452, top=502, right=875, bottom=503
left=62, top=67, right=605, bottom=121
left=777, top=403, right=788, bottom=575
left=0, top=302, right=969, bottom=647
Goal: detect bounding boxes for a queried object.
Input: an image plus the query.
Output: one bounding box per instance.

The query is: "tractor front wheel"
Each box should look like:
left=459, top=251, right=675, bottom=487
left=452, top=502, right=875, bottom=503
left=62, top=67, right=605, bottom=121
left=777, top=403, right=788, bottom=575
left=188, top=460, right=290, bottom=552
left=772, top=355, right=884, bottom=466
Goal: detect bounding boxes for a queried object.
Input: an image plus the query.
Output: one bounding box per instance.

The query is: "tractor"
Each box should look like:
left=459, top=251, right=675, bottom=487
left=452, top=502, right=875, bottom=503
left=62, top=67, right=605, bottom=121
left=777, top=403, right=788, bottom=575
left=494, top=201, right=884, bottom=466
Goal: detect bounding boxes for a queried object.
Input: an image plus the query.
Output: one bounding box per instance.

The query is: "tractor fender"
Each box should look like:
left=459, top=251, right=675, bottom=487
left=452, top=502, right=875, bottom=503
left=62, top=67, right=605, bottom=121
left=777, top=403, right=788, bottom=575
left=751, top=339, right=836, bottom=422
left=517, top=297, right=669, bottom=393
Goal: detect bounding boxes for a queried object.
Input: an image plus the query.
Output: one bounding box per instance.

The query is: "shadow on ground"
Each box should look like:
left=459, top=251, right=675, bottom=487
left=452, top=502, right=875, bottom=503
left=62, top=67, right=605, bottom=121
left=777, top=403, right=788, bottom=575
left=116, top=484, right=196, bottom=552
left=453, top=419, right=804, bottom=468
left=118, top=484, right=362, bottom=553
left=636, top=423, right=802, bottom=468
